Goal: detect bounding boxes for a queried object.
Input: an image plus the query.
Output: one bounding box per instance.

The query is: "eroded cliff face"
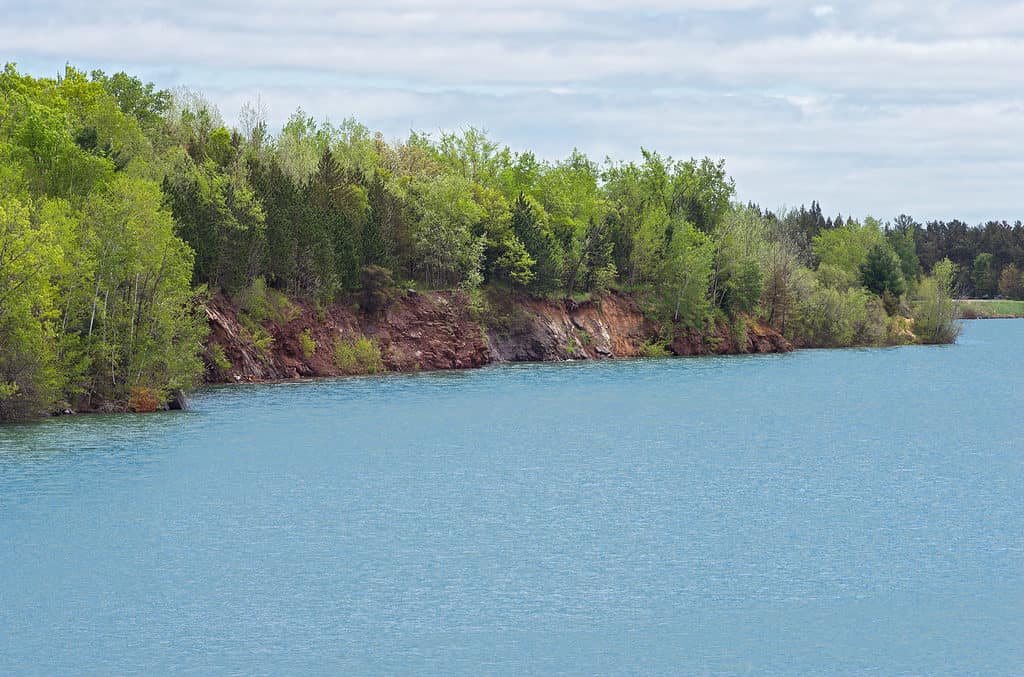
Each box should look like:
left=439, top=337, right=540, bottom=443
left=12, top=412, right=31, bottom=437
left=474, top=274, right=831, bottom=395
left=205, top=290, right=490, bottom=382
left=204, top=289, right=791, bottom=383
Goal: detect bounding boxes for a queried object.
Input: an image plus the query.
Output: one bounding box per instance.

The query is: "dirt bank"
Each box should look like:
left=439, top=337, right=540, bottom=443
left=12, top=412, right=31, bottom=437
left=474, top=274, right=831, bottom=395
left=204, top=289, right=792, bottom=384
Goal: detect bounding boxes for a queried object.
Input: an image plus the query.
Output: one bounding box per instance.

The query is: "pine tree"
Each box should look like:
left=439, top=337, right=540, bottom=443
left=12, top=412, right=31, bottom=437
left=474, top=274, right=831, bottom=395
left=859, top=244, right=906, bottom=300
left=509, top=193, right=562, bottom=293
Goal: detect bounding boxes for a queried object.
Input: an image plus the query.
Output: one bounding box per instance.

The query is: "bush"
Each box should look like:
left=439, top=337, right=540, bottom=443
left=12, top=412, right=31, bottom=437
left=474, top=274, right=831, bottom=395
left=640, top=339, right=672, bottom=358
left=299, top=329, right=316, bottom=359
left=789, top=284, right=887, bottom=348
left=128, top=387, right=160, bottom=413
left=207, top=343, right=232, bottom=372
left=913, top=259, right=962, bottom=344
left=334, top=335, right=384, bottom=375
left=251, top=327, right=275, bottom=357
left=360, top=265, right=396, bottom=314
left=236, top=277, right=298, bottom=325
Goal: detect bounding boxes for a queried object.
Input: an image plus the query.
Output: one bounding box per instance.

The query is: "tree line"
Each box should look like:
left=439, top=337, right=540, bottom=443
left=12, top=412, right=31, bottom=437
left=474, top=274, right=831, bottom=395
left=0, top=64, right=976, bottom=420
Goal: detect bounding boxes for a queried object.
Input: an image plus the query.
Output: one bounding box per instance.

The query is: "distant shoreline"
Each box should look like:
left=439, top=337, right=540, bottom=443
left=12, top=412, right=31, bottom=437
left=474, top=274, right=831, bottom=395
left=959, top=299, right=1024, bottom=319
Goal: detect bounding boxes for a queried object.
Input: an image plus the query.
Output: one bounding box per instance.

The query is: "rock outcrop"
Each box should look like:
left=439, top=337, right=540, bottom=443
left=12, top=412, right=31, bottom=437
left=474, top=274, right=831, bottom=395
left=203, top=289, right=791, bottom=384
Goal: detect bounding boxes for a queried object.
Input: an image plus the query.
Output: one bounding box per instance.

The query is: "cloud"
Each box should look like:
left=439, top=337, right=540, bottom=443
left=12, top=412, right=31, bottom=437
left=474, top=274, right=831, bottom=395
left=6, top=0, right=1024, bottom=222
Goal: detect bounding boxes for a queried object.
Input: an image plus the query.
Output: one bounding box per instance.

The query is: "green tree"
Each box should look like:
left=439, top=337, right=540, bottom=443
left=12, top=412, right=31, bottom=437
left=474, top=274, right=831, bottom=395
left=162, top=158, right=265, bottom=291
left=409, top=174, right=485, bottom=289
left=914, top=259, right=961, bottom=344
left=998, top=263, right=1024, bottom=299
left=859, top=243, right=907, bottom=300
left=0, top=196, right=65, bottom=419
left=656, top=221, right=714, bottom=327
left=886, top=219, right=921, bottom=281
left=509, top=193, right=561, bottom=293
left=79, top=176, right=204, bottom=404
left=973, top=252, right=996, bottom=297
left=812, top=219, right=885, bottom=278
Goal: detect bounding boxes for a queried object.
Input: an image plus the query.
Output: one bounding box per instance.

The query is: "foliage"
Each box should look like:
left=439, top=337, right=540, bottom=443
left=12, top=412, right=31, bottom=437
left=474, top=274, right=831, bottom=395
left=913, top=259, right=962, bottom=344
left=972, top=253, right=996, bottom=298
left=250, top=327, right=275, bottom=358
left=299, top=329, right=316, bottom=359
left=812, top=219, right=885, bottom=276
left=128, top=386, right=160, bottom=413
left=655, top=222, right=714, bottom=329
left=859, top=243, right=907, bottom=302
left=235, top=277, right=297, bottom=325
left=639, top=339, right=672, bottom=358
left=788, top=283, right=887, bottom=348
left=333, top=335, right=384, bottom=375
left=4, top=62, right=995, bottom=416
left=207, top=343, right=232, bottom=373
left=997, top=264, right=1024, bottom=300
left=359, top=265, right=396, bottom=314
left=959, top=299, right=1024, bottom=319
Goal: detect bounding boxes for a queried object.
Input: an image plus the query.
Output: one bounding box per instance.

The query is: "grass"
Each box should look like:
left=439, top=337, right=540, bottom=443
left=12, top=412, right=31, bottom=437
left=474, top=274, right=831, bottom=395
left=959, top=299, right=1024, bottom=319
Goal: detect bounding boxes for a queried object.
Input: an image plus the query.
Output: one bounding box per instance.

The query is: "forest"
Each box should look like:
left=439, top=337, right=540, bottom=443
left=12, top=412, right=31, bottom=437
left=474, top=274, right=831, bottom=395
left=0, top=64, right=1001, bottom=420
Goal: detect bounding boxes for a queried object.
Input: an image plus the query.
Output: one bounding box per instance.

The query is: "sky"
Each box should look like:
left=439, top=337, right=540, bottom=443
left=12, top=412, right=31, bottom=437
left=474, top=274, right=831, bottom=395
left=4, top=0, right=1024, bottom=223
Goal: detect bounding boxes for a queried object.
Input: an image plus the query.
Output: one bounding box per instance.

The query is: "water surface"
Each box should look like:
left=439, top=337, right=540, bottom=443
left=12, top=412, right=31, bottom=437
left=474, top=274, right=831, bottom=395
left=2, top=320, right=1022, bottom=674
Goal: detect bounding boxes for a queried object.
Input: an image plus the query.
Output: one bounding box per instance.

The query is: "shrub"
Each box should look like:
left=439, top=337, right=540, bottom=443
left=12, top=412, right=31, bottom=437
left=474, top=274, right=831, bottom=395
left=128, top=387, right=160, bottom=413
left=251, top=327, right=275, bottom=357
left=789, top=284, right=887, bottom=348
left=334, top=335, right=384, bottom=375
left=360, top=265, right=396, bottom=314
left=730, top=316, right=749, bottom=350
left=207, top=343, right=232, bottom=372
left=299, top=329, right=316, bottom=359
left=236, top=277, right=298, bottom=325
left=913, top=259, right=962, bottom=344
left=640, top=339, right=671, bottom=358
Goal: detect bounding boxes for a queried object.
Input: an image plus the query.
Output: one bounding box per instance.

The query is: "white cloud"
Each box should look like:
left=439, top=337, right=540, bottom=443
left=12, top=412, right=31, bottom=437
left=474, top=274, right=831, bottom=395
left=6, top=0, right=1024, bottom=221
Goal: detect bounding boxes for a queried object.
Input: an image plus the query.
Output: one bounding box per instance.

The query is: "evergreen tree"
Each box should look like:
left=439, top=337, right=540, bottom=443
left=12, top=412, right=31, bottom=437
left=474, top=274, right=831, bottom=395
left=859, top=243, right=907, bottom=299
left=509, top=193, right=561, bottom=293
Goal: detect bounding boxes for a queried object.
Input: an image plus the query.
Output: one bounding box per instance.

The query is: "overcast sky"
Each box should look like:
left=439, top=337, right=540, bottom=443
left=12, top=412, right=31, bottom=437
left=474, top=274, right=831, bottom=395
left=5, top=0, right=1024, bottom=223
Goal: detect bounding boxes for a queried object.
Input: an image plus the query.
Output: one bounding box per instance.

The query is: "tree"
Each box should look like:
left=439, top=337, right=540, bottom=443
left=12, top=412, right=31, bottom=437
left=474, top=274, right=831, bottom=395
left=306, top=147, right=368, bottom=293
left=671, top=157, right=735, bottom=233
left=162, top=157, right=265, bottom=291
left=859, top=243, right=906, bottom=300
left=721, top=259, right=763, bottom=315
left=494, top=235, right=535, bottom=287
left=79, top=176, right=204, bottom=403
left=998, top=264, right=1024, bottom=300
left=973, top=252, right=996, bottom=297
left=509, top=193, right=561, bottom=293
left=655, top=221, right=714, bottom=328
left=914, top=259, right=961, bottom=344
left=0, top=196, right=65, bottom=419
left=408, top=174, right=485, bottom=289
left=886, top=221, right=921, bottom=281
left=813, top=219, right=885, bottom=279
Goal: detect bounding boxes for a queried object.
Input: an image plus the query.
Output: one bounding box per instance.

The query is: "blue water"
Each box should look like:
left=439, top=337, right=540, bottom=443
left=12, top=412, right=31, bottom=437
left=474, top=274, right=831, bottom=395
left=1, top=320, right=1022, bottom=675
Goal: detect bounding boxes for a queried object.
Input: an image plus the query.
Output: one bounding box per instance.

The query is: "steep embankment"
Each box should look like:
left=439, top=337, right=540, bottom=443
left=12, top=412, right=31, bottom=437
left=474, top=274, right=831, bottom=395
left=204, top=290, right=791, bottom=384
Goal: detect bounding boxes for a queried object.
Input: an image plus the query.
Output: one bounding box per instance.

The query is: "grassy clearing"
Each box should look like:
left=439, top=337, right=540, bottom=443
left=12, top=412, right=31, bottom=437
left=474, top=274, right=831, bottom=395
left=959, top=299, right=1024, bottom=318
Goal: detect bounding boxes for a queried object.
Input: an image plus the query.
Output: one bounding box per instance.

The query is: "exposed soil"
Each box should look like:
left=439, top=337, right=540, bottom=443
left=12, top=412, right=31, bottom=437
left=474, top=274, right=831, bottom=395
left=204, top=289, right=792, bottom=384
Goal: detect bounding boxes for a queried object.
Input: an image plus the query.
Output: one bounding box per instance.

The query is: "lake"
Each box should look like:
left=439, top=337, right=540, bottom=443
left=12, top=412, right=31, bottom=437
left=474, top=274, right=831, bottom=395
left=1, top=320, right=1022, bottom=675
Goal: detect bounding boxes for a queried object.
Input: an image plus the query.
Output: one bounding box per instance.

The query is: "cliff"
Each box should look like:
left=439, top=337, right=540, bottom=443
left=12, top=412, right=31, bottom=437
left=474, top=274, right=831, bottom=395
left=204, top=289, right=791, bottom=384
